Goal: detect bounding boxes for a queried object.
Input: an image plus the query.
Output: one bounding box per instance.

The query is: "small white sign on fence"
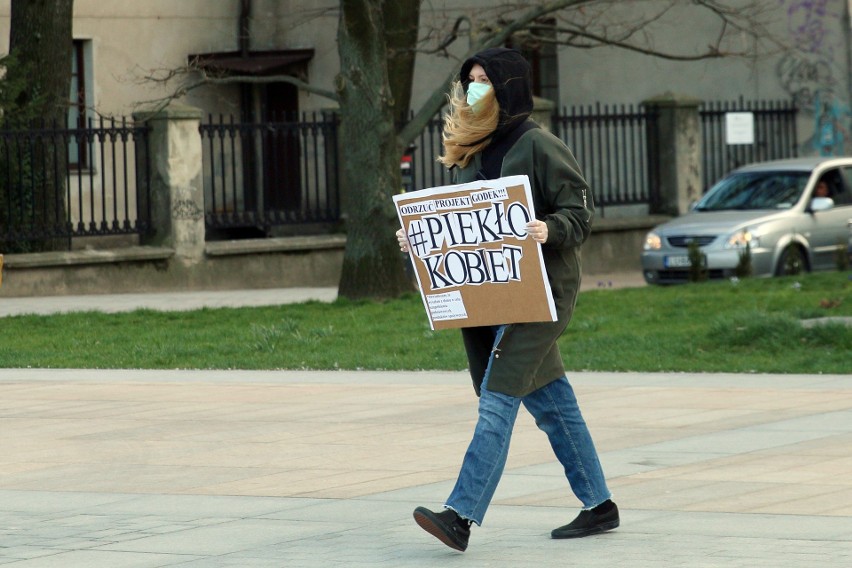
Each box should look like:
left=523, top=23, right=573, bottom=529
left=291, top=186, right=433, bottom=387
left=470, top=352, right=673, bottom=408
left=725, top=112, right=755, bottom=145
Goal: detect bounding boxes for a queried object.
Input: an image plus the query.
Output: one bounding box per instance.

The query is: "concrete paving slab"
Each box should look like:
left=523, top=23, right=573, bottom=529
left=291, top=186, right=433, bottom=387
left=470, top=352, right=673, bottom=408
left=1, top=369, right=852, bottom=566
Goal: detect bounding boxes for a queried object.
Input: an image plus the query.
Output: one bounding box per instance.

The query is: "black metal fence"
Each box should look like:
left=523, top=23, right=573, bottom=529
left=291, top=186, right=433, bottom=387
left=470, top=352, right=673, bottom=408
left=200, top=112, right=340, bottom=236
left=405, top=104, right=658, bottom=217
left=3, top=100, right=797, bottom=252
left=407, top=100, right=797, bottom=216
left=700, top=98, right=798, bottom=190
left=0, top=118, right=150, bottom=252
left=553, top=103, right=658, bottom=216
left=405, top=116, right=452, bottom=193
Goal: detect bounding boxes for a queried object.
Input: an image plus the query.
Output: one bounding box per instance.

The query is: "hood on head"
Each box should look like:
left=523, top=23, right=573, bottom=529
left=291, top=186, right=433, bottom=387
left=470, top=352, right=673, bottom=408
left=460, top=47, right=533, bottom=136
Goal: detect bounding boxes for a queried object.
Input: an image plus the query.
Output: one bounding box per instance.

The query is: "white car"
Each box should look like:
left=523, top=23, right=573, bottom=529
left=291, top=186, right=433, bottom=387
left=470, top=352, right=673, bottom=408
left=641, top=157, right=852, bottom=284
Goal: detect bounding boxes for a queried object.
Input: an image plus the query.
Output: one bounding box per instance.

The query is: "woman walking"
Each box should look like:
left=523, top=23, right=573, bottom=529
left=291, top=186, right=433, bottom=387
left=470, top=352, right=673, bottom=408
left=397, top=47, right=618, bottom=552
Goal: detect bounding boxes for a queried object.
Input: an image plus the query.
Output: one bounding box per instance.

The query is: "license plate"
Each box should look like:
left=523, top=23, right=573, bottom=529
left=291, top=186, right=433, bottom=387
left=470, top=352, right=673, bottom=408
left=664, top=255, right=692, bottom=268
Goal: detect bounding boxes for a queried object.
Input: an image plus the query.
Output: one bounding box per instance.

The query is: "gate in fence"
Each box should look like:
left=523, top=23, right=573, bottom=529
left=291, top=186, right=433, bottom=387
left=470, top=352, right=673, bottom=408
left=199, top=112, right=340, bottom=237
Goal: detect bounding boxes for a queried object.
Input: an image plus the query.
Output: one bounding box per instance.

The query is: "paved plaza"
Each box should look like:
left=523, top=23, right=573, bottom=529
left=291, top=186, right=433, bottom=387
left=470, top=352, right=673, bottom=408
left=1, top=368, right=851, bottom=567
left=1, top=281, right=850, bottom=566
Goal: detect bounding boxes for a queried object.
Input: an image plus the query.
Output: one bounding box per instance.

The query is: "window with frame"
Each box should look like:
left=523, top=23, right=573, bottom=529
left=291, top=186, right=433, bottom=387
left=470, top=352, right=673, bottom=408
left=508, top=18, right=560, bottom=104
left=68, top=39, right=90, bottom=169
left=834, top=167, right=852, bottom=206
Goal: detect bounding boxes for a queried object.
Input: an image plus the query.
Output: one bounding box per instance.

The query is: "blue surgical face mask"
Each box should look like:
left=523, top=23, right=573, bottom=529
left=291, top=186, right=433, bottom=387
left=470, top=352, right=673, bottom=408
left=466, top=82, right=491, bottom=107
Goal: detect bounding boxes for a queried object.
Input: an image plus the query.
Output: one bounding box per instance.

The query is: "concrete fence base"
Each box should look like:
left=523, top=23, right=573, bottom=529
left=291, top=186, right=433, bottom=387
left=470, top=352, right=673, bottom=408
left=0, top=217, right=664, bottom=298
left=0, top=236, right=346, bottom=298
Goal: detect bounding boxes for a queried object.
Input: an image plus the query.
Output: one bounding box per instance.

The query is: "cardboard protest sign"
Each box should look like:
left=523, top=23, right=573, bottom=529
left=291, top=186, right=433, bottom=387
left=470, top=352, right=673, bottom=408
left=393, top=175, right=556, bottom=330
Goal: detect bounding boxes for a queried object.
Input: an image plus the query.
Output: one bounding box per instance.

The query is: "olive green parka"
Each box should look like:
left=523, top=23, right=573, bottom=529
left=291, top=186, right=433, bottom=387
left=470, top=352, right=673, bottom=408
left=454, top=48, right=595, bottom=398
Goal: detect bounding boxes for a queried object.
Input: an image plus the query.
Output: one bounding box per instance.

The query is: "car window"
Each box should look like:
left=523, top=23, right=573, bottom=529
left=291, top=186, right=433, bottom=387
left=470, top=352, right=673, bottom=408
left=695, top=171, right=809, bottom=211
left=834, top=167, right=852, bottom=206
left=815, top=168, right=845, bottom=201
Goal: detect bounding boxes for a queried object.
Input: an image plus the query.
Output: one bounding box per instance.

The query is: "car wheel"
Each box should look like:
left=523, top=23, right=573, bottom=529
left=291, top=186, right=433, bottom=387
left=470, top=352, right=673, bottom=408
left=776, top=245, right=808, bottom=276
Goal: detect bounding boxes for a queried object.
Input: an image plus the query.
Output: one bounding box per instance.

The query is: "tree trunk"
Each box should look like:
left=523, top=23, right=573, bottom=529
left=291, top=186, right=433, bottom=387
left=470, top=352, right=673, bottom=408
left=335, top=0, right=415, bottom=299
left=385, top=0, right=420, bottom=131
left=1, top=0, right=74, bottom=252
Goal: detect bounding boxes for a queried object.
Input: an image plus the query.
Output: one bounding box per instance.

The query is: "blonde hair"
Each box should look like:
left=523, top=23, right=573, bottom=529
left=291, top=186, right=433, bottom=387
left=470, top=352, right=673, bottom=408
left=438, top=81, right=500, bottom=169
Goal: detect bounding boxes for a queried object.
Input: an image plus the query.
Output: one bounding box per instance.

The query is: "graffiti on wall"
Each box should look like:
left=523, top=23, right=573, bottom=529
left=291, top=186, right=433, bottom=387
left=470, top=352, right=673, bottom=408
left=777, top=0, right=850, bottom=155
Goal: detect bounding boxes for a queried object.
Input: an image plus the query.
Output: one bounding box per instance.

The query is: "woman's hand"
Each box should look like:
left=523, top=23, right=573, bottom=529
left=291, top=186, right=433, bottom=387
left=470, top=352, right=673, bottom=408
left=526, top=220, right=548, bottom=244
left=396, top=228, right=410, bottom=253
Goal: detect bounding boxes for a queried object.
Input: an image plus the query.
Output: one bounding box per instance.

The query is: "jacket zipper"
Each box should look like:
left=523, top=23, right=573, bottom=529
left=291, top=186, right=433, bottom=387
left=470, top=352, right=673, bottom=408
left=492, top=325, right=512, bottom=359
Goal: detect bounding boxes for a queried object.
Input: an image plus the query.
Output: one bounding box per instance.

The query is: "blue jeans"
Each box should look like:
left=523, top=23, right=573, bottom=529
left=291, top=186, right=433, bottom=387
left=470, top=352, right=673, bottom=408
left=445, top=327, right=611, bottom=525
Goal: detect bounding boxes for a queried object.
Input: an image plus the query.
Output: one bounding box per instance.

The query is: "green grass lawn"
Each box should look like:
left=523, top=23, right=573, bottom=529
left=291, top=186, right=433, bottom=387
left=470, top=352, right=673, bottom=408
left=1, top=272, right=850, bottom=373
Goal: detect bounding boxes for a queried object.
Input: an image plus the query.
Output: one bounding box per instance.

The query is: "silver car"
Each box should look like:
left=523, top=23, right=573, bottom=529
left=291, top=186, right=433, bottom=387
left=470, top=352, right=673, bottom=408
left=641, top=157, right=852, bottom=284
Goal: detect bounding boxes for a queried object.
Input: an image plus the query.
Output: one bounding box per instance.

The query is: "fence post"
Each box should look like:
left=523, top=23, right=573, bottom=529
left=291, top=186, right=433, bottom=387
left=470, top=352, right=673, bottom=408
left=643, top=93, right=703, bottom=215
left=132, top=102, right=205, bottom=262
left=532, top=96, right=555, bottom=132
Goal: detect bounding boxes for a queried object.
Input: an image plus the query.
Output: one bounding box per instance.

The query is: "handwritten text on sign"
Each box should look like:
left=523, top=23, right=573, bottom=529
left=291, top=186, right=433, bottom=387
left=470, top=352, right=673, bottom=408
left=400, top=187, right=531, bottom=290
left=394, top=175, right=555, bottom=330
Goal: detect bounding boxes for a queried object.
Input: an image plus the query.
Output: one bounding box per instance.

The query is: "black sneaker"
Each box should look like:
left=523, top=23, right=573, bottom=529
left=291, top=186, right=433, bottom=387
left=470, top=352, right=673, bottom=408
left=551, top=500, right=619, bottom=539
left=413, top=506, right=471, bottom=552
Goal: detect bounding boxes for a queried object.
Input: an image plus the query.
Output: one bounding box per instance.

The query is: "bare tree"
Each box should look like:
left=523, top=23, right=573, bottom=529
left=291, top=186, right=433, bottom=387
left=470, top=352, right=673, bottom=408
left=144, top=0, right=784, bottom=299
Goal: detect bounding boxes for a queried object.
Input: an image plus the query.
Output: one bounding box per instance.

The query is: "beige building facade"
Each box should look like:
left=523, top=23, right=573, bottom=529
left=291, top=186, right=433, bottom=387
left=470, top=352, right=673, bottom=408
left=0, top=0, right=850, bottom=235
left=1, top=1, right=850, bottom=296
left=1, top=1, right=849, bottom=154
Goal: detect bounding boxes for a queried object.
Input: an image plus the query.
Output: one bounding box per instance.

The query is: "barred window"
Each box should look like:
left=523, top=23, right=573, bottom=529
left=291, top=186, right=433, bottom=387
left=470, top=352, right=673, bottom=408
left=68, top=39, right=90, bottom=169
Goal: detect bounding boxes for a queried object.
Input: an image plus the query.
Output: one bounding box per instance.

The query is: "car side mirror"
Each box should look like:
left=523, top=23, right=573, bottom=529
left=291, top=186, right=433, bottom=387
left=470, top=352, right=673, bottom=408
left=810, top=196, right=835, bottom=212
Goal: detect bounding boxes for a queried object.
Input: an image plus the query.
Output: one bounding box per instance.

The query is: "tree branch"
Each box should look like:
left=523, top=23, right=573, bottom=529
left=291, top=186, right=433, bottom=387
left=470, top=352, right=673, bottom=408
left=132, top=65, right=339, bottom=112
left=399, top=0, right=599, bottom=146
left=540, top=26, right=728, bottom=60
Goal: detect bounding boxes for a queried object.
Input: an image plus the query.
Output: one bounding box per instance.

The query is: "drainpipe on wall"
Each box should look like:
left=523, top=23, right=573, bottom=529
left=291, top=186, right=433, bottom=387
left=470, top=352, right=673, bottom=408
left=239, top=0, right=252, bottom=57
left=238, top=0, right=253, bottom=123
